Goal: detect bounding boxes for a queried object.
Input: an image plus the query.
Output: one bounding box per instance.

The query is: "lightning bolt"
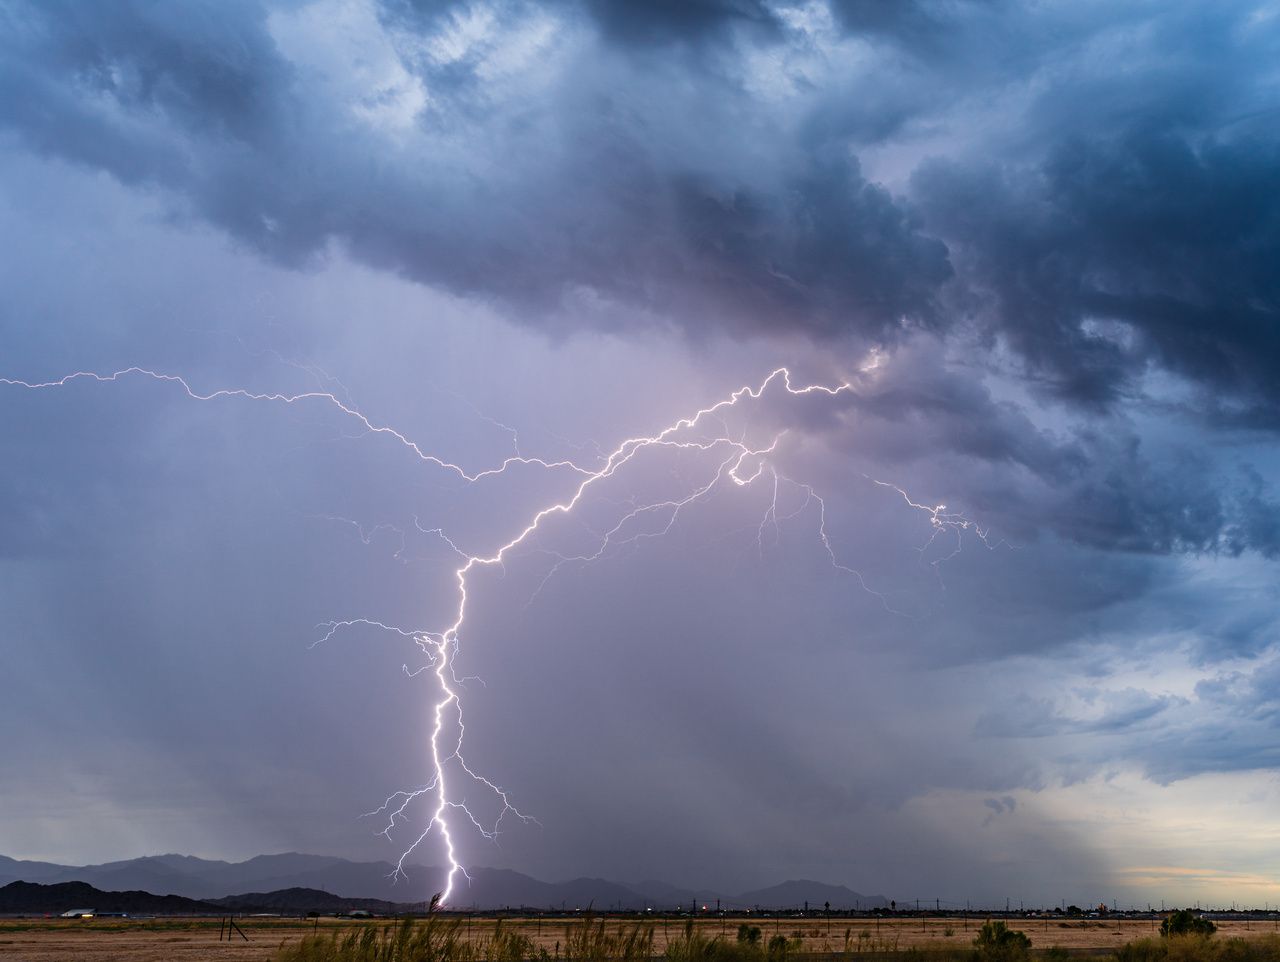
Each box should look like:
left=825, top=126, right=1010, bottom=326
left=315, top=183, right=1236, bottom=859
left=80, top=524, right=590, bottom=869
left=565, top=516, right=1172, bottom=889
left=2, top=364, right=992, bottom=904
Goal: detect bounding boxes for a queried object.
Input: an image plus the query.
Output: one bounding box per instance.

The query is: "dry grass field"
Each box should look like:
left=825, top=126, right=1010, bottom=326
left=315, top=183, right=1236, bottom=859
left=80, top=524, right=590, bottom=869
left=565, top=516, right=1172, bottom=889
left=1, top=917, right=1278, bottom=962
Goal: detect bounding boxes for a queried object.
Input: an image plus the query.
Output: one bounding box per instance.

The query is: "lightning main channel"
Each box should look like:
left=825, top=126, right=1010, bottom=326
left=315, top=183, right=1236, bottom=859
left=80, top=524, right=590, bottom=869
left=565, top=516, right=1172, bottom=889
left=2, top=365, right=988, bottom=904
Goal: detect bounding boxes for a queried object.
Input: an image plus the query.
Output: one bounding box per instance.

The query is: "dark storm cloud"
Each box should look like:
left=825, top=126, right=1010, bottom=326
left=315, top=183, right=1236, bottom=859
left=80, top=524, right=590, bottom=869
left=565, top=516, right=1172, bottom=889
left=828, top=0, right=1279, bottom=422
left=573, top=0, right=782, bottom=47
left=3, top=0, right=1277, bottom=425
left=828, top=0, right=1004, bottom=53
left=0, top=0, right=950, bottom=343
left=1047, top=437, right=1280, bottom=558
left=664, top=158, right=950, bottom=337
left=916, top=129, right=1280, bottom=413
left=901, top=0, right=1280, bottom=415
left=380, top=0, right=783, bottom=49
left=797, top=341, right=1280, bottom=559
left=0, top=0, right=292, bottom=181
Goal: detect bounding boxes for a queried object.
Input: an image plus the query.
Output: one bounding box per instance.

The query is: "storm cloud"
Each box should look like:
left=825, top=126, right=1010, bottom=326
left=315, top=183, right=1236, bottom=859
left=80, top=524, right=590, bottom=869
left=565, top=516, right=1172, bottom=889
left=4, top=2, right=1276, bottom=404
left=0, top=0, right=950, bottom=340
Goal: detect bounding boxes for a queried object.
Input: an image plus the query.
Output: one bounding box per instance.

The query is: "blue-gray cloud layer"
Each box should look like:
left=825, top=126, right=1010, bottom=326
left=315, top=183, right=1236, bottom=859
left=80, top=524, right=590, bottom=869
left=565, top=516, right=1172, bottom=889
left=3, top=0, right=1275, bottom=414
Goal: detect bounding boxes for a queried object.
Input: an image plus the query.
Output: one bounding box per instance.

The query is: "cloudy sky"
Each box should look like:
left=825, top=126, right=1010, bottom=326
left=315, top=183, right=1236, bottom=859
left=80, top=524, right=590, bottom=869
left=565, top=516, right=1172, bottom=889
left=2, top=0, right=1279, bottom=909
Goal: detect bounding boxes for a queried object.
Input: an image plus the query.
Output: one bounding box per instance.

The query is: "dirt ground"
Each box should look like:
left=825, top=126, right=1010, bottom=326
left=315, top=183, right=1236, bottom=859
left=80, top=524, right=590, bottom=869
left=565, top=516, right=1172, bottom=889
left=1, top=916, right=1276, bottom=962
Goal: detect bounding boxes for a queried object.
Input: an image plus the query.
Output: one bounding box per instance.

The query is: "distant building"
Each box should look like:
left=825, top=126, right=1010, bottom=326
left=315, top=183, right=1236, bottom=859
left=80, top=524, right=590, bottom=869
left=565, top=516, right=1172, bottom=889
left=60, top=909, right=95, bottom=919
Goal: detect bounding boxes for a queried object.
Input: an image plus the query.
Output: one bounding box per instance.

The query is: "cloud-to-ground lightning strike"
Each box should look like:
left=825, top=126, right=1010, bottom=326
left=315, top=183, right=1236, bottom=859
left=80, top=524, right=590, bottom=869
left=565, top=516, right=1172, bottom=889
left=2, top=364, right=991, bottom=904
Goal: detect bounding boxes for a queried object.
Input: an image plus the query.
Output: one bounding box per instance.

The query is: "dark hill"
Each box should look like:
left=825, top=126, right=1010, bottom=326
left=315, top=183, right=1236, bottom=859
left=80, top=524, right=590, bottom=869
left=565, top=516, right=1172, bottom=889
left=0, top=880, right=222, bottom=915
left=212, top=887, right=415, bottom=915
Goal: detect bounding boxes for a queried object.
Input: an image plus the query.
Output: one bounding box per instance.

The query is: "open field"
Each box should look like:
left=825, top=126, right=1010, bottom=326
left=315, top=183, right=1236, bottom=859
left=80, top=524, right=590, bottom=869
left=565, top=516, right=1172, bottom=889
left=2, top=917, right=1280, bottom=962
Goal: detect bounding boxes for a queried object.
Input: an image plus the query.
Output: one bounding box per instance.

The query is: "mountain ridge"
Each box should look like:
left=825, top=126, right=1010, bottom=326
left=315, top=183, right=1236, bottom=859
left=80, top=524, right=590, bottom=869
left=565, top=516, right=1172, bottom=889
left=0, top=854, right=888, bottom=910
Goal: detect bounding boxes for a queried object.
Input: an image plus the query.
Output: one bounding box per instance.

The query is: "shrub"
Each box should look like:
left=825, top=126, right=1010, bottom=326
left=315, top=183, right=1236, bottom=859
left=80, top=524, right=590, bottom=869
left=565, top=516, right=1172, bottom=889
left=1162, top=912, right=1216, bottom=938
left=765, top=934, right=792, bottom=962
left=1116, top=937, right=1168, bottom=962
left=974, top=920, right=1031, bottom=962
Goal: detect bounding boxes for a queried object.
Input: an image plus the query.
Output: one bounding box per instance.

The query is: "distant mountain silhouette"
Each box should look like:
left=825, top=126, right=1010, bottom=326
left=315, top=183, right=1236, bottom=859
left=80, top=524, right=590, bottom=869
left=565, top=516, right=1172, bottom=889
left=0, top=854, right=886, bottom=910
left=0, top=880, right=414, bottom=916
left=0, top=880, right=222, bottom=915
left=0, top=853, right=428, bottom=902
left=0, top=855, right=66, bottom=883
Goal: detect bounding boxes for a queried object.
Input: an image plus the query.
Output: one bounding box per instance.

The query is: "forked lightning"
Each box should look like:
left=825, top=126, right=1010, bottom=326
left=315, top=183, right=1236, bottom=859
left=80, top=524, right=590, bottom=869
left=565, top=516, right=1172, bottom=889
left=3, top=364, right=989, bottom=903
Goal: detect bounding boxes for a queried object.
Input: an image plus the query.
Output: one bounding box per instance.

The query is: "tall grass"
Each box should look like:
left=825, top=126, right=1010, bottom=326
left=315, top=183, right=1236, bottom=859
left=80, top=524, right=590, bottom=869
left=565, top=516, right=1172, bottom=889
left=1117, top=935, right=1280, bottom=962
left=277, top=917, right=661, bottom=962
left=562, top=918, right=655, bottom=962
left=276, top=917, right=540, bottom=962
left=663, top=919, right=799, bottom=962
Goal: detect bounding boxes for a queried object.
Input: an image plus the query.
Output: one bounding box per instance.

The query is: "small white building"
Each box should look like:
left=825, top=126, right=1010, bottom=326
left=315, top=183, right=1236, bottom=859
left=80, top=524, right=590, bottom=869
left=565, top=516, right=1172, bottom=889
left=60, top=908, right=95, bottom=919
